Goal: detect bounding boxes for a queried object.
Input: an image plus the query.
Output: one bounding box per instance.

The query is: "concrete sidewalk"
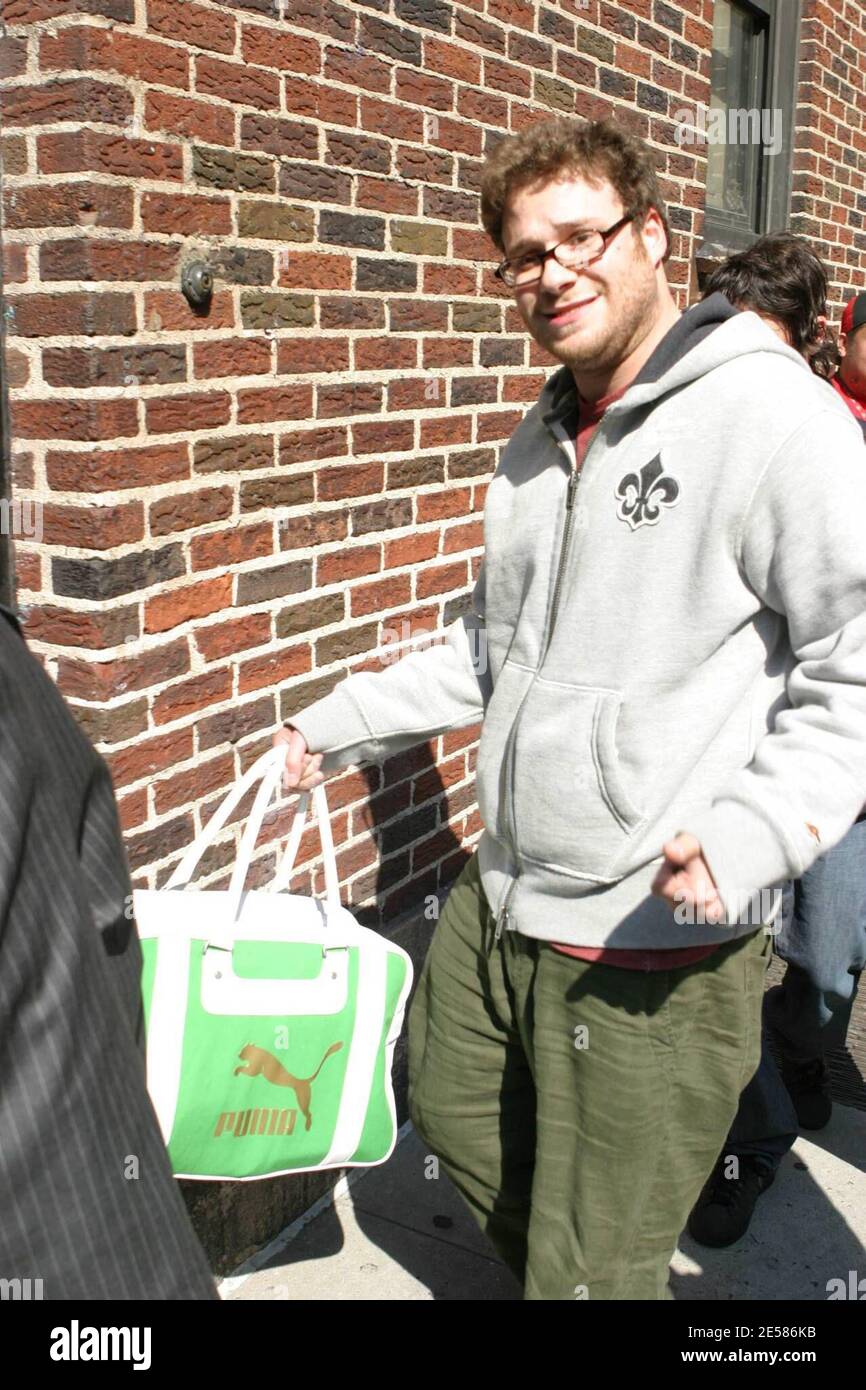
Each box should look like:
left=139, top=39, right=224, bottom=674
left=221, top=1107, right=866, bottom=1301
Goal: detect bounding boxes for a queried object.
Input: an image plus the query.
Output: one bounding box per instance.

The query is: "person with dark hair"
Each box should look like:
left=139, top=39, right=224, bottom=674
left=274, top=118, right=866, bottom=1300
left=685, top=246, right=866, bottom=1249
left=703, top=232, right=838, bottom=377
left=832, top=292, right=866, bottom=437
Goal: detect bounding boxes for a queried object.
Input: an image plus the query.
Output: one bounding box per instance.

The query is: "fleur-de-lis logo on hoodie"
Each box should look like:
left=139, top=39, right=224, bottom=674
left=615, top=453, right=680, bottom=530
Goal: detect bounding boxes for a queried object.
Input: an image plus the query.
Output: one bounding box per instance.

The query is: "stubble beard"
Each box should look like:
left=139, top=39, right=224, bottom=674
left=541, top=263, right=661, bottom=377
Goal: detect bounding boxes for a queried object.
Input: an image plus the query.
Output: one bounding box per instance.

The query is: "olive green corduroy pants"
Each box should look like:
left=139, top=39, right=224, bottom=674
left=407, top=852, right=770, bottom=1300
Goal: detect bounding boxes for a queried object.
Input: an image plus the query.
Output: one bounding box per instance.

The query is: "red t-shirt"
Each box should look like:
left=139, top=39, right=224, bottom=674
left=831, top=373, right=866, bottom=431
left=548, top=386, right=719, bottom=970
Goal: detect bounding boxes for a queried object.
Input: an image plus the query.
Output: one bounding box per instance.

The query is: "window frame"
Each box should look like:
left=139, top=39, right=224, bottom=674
left=698, top=0, right=801, bottom=264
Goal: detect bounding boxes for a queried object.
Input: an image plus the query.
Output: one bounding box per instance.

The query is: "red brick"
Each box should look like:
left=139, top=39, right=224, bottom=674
left=277, top=252, right=352, bottom=291
left=58, top=638, right=189, bottom=701
left=141, top=192, right=231, bottom=235
left=392, top=64, right=454, bottom=111
left=413, top=753, right=467, bottom=806
left=37, top=129, right=184, bottom=181
left=195, top=54, right=281, bottom=111
left=356, top=176, right=417, bottom=216
left=420, top=414, right=474, bottom=448
left=117, top=789, right=148, bottom=831
left=40, top=26, right=189, bottom=90
left=46, top=442, right=189, bottom=493
left=312, top=383, right=378, bottom=419
left=382, top=606, right=439, bottom=645
left=108, top=727, right=194, bottom=789
left=335, top=836, right=378, bottom=880
left=149, top=486, right=234, bottom=537
left=318, top=462, right=384, bottom=502
left=359, top=97, right=425, bottom=144
left=279, top=426, right=347, bottom=468
left=5, top=347, right=29, bottom=389
left=154, top=752, right=236, bottom=815
left=190, top=523, right=272, bottom=571
left=236, top=385, right=313, bottom=425
left=145, top=89, right=235, bottom=146
left=41, top=501, right=144, bottom=549
left=352, top=419, right=416, bottom=457
left=415, top=487, right=472, bottom=524
left=127, top=813, right=195, bottom=874
left=3, top=0, right=135, bottom=20
left=23, top=603, right=138, bottom=650
left=3, top=181, right=133, bottom=230
left=442, top=723, right=482, bottom=757
left=241, top=25, right=321, bottom=74
left=153, top=667, right=232, bottom=725
left=353, top=337, right=417, bottom=372
left=416, top=560, right=468, bottom=598
left=384, top=533, right=440, bottom=568
left=324, top=47, right=391, bottom=95
left=12, top=398, right=138, bottom=442
left=15, top=551, right=42, bottom=591
left=1, top=242, right=28, bottom=284
left=0, top=77, right=133, bottom=128
left=317, top=546, right=380, bottom=585
left=237, top=644, right=312, bottom=695
left=194, top=338, right=272, bottom=379
left=0, top=35, right=28, bottom=79
left=147, top=0, right=237, bottom=55
left=350, top=574, right=411, bottom=617
left=423, top=37, right=483, bottom=84
left=196, top=612, right=272, bottom=663
left=476, top=410, right=522, bottom=443
left=40, top=238, right=181, bottom=283
left=146, top=392, right=231, bottom=434
left=6, top=292, right=135, bottom=339
left=443, top=519, right=484, bottom=553
left=278, top=512, right=347, bottom=550
left=143, top=291, right=235, bottom=334
left=275, top=337, right=350, bottom=375
left=145, top=576, right=233, bottom=634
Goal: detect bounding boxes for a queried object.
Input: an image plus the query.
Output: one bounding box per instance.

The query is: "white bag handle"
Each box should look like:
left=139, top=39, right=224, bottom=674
left=165, top=746, right=281, bottom=892
left=164, top=747, right=341, bottom=937
left=270, top=781, right=339, bottom=905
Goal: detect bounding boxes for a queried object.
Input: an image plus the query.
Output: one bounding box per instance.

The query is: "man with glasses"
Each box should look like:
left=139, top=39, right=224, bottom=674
left=274, top=118, right=866, bottom=1299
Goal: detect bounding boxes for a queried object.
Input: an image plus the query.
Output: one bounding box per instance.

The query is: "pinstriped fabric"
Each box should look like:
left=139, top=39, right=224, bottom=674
left=0, top=605, right=217, bottom=1300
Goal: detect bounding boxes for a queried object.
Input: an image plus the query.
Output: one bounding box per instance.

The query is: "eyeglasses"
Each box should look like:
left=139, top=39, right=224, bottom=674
left=495, top=213, right=634, bottom=288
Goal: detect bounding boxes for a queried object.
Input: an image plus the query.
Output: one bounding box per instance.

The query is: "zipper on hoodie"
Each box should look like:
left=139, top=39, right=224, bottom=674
left=492, top=442, right=589, bottom=946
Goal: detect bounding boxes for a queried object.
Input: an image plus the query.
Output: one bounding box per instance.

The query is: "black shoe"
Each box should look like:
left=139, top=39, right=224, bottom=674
left=687, top=1153, right=776, bottom=1248
left=780, top=1055, right=832, bottom=1130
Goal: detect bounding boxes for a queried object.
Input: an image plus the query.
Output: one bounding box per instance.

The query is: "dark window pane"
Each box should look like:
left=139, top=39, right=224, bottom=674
left=706, top=0, right=767, bottom=231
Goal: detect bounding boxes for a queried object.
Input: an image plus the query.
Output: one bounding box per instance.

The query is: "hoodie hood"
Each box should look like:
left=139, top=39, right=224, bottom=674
left=540, top=292, right=812, bottom=438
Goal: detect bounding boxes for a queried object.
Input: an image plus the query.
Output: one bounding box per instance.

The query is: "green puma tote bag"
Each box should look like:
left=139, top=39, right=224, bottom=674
left=135, top=747, right=413, bottom=1181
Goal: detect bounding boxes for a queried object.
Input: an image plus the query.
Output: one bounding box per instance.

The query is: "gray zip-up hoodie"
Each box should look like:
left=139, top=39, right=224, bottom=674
left=289, top=297, right=866, bottom=949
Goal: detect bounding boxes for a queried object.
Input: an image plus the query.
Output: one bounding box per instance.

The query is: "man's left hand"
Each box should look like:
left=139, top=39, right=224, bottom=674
left=651, top=832, right=724, bottom=924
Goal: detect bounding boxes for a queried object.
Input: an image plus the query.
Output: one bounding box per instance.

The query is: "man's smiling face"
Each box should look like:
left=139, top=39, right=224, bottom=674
left=501, top=173, right=666, bottom=381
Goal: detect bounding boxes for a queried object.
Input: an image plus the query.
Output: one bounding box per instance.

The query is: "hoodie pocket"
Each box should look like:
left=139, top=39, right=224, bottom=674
left=511, top=680, right=646, bottom=880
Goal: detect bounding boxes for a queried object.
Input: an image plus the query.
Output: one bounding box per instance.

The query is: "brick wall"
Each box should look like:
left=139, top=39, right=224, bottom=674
left=789, top=0, right=866, bottom=323
left=0, top=0, right=859, bottom=929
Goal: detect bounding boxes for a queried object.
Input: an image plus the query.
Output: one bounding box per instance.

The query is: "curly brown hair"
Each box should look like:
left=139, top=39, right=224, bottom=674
left=479, top=115, right=671, bottom=261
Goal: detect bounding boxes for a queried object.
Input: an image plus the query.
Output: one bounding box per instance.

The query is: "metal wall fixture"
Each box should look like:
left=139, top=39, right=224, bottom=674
left=181, top=261, right=214, bottom=312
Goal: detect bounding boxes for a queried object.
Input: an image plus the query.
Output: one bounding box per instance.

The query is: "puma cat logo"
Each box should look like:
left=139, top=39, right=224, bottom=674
left=234, top=1042, right=344, bottom=1132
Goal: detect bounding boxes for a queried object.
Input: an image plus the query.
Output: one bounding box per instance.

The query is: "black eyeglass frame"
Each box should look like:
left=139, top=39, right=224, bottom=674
left=495, top=212, right=636, bottom=288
